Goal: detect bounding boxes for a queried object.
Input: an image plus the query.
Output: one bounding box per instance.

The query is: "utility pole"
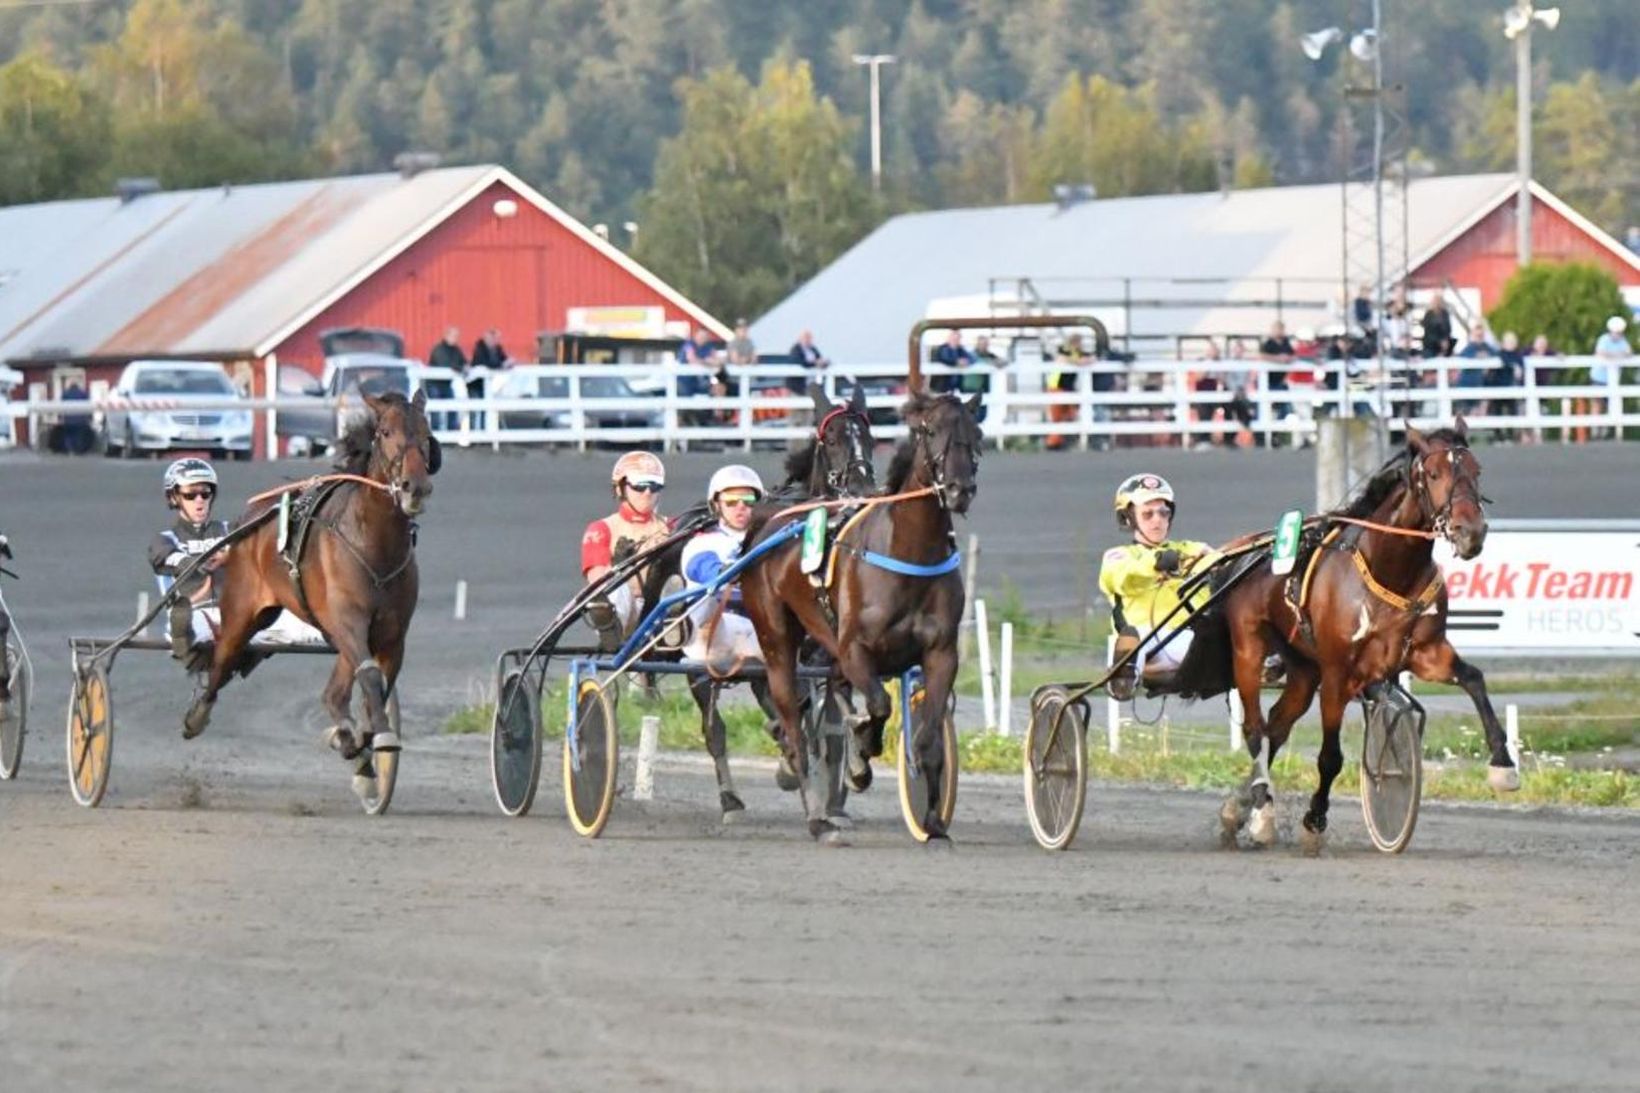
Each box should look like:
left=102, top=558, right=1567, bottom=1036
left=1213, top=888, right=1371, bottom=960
left=852, top=53, right=897, bottom=193
left=1503, top=3, right=1560, bottom=269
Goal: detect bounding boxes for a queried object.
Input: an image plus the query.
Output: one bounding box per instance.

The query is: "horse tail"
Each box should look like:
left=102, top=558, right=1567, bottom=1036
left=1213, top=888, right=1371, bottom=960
left=1171, top=604, right=1236, bottom=700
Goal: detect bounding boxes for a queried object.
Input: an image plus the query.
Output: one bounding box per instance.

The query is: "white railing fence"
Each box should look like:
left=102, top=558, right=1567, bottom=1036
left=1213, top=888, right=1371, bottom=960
left=5, top=356, right=1637, bottom=456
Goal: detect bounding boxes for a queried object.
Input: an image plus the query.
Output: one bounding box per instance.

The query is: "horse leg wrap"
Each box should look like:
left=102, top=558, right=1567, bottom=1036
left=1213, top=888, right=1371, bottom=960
left=169, top=600, right=195, bottom=660
left=354, top=659, right=399, bottom=753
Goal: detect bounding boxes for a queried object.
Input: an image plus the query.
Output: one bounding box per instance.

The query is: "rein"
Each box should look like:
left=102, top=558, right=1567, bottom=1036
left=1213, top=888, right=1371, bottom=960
left=248, top=473, right=392, bottom=507
left=770, top=485, right=937, bottom=523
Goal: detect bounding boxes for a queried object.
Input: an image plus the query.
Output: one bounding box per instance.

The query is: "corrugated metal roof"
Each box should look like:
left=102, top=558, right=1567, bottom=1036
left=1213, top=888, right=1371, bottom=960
left=751, top=174, right=1537, bottom=363
left=0, top=167, right=495, bottom=364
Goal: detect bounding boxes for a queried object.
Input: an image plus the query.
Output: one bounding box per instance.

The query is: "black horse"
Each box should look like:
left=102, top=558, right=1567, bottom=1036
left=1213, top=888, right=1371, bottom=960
left=739, top=391, right=983, bottom=844
left=635, top=383, right=876, bottom=823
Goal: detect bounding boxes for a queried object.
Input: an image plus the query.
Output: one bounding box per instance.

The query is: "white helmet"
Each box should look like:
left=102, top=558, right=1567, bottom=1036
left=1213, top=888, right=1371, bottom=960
left=612, top=450, right=665, bottom=487
left=163, top=457, right=217, bottom=493
left=707, top=464, right=764, bottom=501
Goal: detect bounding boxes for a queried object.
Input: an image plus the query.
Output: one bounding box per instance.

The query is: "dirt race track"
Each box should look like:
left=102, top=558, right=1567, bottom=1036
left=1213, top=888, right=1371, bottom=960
left=4, top=446, right=1640, bottom=1091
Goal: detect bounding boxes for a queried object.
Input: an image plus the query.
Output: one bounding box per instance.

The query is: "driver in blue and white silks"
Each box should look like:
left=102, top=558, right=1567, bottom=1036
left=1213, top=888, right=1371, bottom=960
left=679, top=464, right=766, bottom=667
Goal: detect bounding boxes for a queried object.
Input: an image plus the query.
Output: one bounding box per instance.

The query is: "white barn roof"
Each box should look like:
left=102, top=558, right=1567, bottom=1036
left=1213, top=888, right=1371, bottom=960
left=751, top=173, right=1547, bottom=363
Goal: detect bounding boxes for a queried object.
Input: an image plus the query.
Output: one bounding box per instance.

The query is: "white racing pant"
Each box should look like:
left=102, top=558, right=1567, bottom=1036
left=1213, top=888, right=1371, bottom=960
left=608, top=582, right=644, bottom=634
left=682, top=611, right=763, bottom=669
left=172, top=606, right=328, bottom=647
left=1132, top=626, right=1193, bottom=680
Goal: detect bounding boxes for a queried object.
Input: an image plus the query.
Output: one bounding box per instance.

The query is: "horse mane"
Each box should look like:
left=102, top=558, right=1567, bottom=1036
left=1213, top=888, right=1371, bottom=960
left=1331, top=427, right=1468, bottom=519
left=885, top=439, right=916, bottom=493
left=783, top=440, right=817, bottom=488
left=332, top=391, right=423, bottom=474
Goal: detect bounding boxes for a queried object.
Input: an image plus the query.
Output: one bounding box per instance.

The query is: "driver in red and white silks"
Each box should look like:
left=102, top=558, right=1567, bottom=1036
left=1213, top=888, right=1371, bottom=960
left=679, top=464, right=766, bottom=667
left=1099, top=473, right=1220, bottom=677
left=580, top=451, right=670, bottom=651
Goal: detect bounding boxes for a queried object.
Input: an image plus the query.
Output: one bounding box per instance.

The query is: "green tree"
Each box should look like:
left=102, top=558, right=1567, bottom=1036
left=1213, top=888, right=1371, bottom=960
left=1487, top=261, right=1630, bottom=356
left=635, top=60, right=872, bottom=322
left=0, top=50, right=111, bottom=205
left=1026, top=74, right=1216, bottom=200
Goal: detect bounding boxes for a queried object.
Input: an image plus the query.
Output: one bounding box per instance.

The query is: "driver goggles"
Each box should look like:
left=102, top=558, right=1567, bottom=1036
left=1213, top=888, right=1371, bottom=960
left=177, top=488, right=216, bottom=501
left=717, top=492, right=759, bottom=508
left=625, top=481, right=664, bottom=493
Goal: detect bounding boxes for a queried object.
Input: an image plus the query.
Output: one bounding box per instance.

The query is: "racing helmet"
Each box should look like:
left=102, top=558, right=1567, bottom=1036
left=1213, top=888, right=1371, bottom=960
left=1114, top=473, right=1175, bottom=529
left=163, top=457, right=218, bottom=495
left=612, top=450, right=666, bottom=490
left=707, top=464, right=764, bottom=502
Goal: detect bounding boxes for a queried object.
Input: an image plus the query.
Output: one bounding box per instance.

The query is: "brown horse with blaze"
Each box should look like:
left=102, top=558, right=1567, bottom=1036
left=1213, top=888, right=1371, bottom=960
left=182, top=390, right=439, bottom=801
left=1170, top=418, right=1517, bottom=850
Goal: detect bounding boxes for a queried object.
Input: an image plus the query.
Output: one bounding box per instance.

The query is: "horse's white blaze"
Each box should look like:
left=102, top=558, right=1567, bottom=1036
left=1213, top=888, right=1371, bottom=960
left=1351, top=603, right=1371, bottom=643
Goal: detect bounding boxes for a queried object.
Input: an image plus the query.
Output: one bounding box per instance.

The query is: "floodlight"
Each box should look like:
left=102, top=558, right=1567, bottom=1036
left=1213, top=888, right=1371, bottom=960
left=1349, top=29, right=1378, bottom=62
left=1301, top=26, right=1344, bottom=60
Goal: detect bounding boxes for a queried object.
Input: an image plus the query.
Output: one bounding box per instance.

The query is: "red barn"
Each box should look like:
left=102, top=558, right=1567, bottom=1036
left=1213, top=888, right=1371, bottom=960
left=0, top=164, right=726, bottom=453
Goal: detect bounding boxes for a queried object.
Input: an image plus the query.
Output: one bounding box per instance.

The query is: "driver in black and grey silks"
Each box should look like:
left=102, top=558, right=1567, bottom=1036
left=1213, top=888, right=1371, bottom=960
left=1098, top=473, right=1220, bottom=697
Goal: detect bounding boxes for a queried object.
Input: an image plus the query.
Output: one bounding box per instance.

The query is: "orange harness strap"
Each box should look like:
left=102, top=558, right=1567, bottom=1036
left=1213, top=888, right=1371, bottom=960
left=1349, top=549, right=1444, bottom=615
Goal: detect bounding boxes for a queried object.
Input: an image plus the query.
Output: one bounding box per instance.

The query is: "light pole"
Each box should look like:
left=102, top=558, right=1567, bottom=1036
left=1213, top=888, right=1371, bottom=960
left=1503, top=3, right=1559, bottom=268
left=851, top=53, right=897, bottom=193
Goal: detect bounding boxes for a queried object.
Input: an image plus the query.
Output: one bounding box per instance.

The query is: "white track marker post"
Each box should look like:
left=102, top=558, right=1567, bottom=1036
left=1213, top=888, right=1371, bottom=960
left=997, top=621, right=1014, bottom=737
left=453, top=579, right=468, bottom=621
left=1505, top=704, right=1522, bottom=769
left=975, top=598, right=997, bottom=732
left=958, top=533, right=979, bottom=661
left=1105, top=633, right=1121, bottom=755
left=136, top=592, right=149, bottom=638
left=1228, top=689, right=1245, bottom=752
left=634, top=715, right=660, bottom=801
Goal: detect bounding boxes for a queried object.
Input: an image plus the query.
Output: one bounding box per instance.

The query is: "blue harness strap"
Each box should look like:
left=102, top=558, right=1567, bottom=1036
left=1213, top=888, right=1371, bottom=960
left=859, top=549, right=962, bottom=578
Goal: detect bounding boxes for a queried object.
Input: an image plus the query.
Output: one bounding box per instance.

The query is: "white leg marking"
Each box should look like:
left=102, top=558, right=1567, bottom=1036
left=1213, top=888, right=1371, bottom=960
left=1350, top=603, right=1371, bottom=643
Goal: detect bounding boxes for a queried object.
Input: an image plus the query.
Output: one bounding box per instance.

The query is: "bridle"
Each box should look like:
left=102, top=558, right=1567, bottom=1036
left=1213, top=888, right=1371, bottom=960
left=1407, top=443, right=1485, bottom=545
left=370, top=407, right=435, bottom=510
left=815, top=407, right=874, bottom=496
left=911, top=400, right=980, bottom=510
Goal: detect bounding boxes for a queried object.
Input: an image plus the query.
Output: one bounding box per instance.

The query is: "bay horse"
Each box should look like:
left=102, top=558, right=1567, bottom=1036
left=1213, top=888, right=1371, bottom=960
left=739, top=390, right=983, bottom=844
left=182, top=390, right=439, bottom=798
left=1170, top=418, right=1516, bottom=850
left=637, top=382, right=877, bottom=822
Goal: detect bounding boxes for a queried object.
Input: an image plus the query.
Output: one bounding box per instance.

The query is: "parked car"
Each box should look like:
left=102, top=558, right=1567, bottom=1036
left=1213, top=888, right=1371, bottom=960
left=277, top=354, right=466, bottom=455
left=101, top=360, right=253, bottom=460
left=489, top=366, right=661, bottom=438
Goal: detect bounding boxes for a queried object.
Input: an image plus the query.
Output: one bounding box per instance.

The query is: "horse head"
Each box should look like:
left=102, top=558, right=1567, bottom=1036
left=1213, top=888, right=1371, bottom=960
left=1406, top=416, right=1486, bottom=559
left=809, top=382, right=875, bottom=497
left=902, top=390, right=983, bottom=514
left=361, top=389, right=439, bottom=517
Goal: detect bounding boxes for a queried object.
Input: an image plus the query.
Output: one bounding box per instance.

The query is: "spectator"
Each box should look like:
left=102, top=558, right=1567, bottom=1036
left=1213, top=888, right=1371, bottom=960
left=725, top=319, right=757, bottom=366
left=961, top=336, right=1002, bottom=419
left=1420, top=293, right=1454, bottom=359
left=1525, top=334, right=1560, bottom=444
left=1383, top=285, right=1412, bottom=358
left=1191, top=339, right=1226, bottom=449
left=1488, top=331, right=1526, bottom=433
left=1222, top=339, right=1257, bottom=444
left=470, top=328, right=507, bottom=370
left=1046, top=334, right=1091, bottom=451
left=929, top=330, right=974, bottom=394
left=675, top=329, right=720, bottom=426
left=1589, top=316, right=1632, bottom=441
left=790, top=329, right=829, bottom=370
left=1258, top=320, right=1296, bottom=447
left=1455, top=321, right=1496, bottom=416
left=428, top=326, right=467, bottom=372
left=59, top=381, right=94, bottom=455
left=1351, top=283, right=1374, bottom=334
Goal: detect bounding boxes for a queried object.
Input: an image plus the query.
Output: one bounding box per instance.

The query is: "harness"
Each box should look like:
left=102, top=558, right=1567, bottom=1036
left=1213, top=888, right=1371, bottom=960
left=280, top=480, right=416, bottom=634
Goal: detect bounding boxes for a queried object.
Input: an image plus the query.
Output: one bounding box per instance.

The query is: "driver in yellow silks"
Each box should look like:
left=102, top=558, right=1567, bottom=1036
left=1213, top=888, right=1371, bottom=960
left=1099, top=473, right=1220, bottom=698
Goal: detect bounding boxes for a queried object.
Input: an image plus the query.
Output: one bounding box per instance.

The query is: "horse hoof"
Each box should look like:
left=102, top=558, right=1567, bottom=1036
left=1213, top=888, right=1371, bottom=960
left=924, top=832, right=953, bottom=850
left=1218, top=796, right=1245, bottom=835
left=720, top=793, right=746, bottom=825
left=817, top=828, right=849, bottom=849
left=845, top=763, right=872, bottom=794
left=182, top=701, right=212, bottom=740
left=324, top=725, right=362, bottom=761
left=1488, top=765, right=1521, bottom=792
left=1299, top=825, right=1325, bottom=858
left=774, top=757, right=799, bottom=792
left=827, top=810, right=853, bottom=831
left=372, top=731, right=402, bottom=754
left=720, top=808, right=743, bottom=826
left=351, top=774, right=375, bottom=801
left=1248, top=804, right=1277, bottom=847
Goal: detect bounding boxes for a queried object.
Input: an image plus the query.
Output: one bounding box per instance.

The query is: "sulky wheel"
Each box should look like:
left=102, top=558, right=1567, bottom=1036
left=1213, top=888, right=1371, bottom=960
left=355, top=688, right=402, bottom=817
left=491, top=667, right=543, bottom=817
left=66, top=662, right=114, bottom=808
left=895, top=673, right=958, bottom=843
left=564, top=678, right=618, bottom=838
left=0, top=633, right=29, bottom=780
left=1023, top=685, right=1089, bottom=851
left=1359, top=693, right=1423, bottom=854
